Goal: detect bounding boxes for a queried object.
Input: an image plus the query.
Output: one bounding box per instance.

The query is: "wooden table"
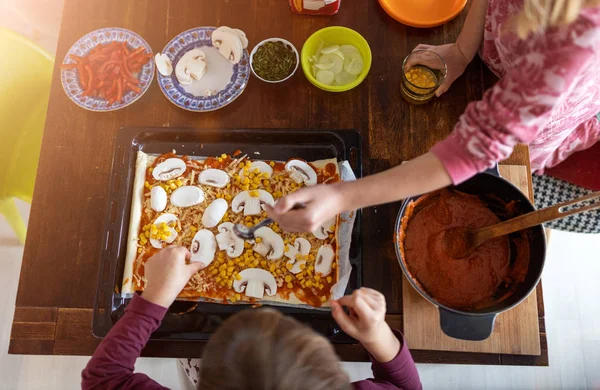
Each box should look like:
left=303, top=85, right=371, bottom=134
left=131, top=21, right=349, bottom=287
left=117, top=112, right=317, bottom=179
left=10, top=0, right=547, bottom=365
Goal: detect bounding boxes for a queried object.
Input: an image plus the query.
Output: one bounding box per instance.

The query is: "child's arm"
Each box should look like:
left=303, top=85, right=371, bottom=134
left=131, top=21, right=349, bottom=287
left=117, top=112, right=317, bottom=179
left=81, top=247, right=205, bottom=390
left=332, top=288, right=422, bottom=390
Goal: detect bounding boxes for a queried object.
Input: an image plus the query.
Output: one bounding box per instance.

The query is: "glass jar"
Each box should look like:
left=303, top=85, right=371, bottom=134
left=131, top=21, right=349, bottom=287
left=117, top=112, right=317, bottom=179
left=401, top=50, right=447, bottom=105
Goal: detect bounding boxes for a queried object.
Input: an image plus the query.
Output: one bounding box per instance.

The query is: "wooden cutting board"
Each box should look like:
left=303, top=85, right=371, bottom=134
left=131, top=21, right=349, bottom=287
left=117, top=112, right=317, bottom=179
left=402, top=165, right=541, bottom=355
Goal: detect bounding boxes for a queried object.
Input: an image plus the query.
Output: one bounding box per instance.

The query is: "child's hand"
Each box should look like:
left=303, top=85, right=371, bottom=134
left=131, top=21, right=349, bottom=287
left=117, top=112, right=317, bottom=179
left=407, top=43, right=469, bottom=97
left=142, top=246, right=206, bottom=308
left=331, top=288, right=388, bottom=344
left=332, top=288, right=401, bottom=363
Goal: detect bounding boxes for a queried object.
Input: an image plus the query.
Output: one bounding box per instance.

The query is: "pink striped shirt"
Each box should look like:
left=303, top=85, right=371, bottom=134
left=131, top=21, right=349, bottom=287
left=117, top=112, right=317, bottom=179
left=432, top=0, right=600, bottom=183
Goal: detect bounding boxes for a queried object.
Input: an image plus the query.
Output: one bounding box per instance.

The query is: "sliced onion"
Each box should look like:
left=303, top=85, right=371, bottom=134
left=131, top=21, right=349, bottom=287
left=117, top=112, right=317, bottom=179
left=321, top=45, right=340, bottom=54
left=340, top=45, right=359, bottom=56
left=334, top=70, right=357, bottom=85
left=331, top=50, right=345, bottom=61
left=319, top=53, right=343, bottom=74
left=314, top=62, right=334, bottom=70
left=316, top=69, right=335, bottom=85
left=311, top=42, right=363, bottom=87
left=343, top=52, right=363, bottom=76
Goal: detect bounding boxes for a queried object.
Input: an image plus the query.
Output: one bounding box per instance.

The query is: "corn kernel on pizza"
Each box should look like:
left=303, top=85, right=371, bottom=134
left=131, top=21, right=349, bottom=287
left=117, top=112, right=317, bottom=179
left=121, top=151, right=341, bottom=307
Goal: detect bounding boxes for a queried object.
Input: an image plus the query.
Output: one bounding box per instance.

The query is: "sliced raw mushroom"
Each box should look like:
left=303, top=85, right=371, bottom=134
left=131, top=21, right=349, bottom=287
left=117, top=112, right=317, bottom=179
left=231, top=190, right=274, bottom=216
left=217, top=26, right=249, bottom=49
left=149, top=213, right=179, bottom=249
left=198, top=168, right=230, bottom=188
left=312, top=217, right=336, bottom=240
left=190, top=229, right=216, bottom=266
left=231, top=28, right=249, bottom=48
left=285, top=160, right=317, bottom=186
left=152, top=158, right=186, bottom=181
left=216, top=222, right=244, bottom=258
left=238, top=161, right=273, bottom=178
left=252, top=226, right=284, bottom=260
left=211, top=27, right=244, bottom=64
left=284, top=237, right=311, bottom=274
left=175, top=48, right=207, bottom=85
left=150, top=186, right=167, bottom=212
left=202, top=198, right=228, bottom=228
left=315, top=244, right=335, bottom=276
left=233, top=268, right=277, bottom=299
left=170, top=186, right=205, bottom=207
left=154, top=53, right=173, bottom=76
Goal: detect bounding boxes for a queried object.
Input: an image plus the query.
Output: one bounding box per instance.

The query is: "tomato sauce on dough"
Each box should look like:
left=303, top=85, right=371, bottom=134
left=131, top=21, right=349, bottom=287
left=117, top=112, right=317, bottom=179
left=399, top=189, right=530, bottom=310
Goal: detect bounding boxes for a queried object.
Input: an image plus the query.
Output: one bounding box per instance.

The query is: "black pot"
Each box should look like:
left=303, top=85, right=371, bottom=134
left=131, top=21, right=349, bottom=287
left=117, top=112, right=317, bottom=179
left=394, top=167, right=546, bottom=341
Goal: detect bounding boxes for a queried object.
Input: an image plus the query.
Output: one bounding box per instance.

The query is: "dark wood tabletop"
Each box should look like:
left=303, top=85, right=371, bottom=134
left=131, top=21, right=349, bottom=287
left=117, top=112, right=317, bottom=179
left=10, top=0, right=547, bottom=365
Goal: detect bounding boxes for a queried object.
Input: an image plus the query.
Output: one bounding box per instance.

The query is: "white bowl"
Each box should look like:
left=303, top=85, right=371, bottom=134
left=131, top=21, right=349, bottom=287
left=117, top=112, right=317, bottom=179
left=250, top=38, right=299, bottom=83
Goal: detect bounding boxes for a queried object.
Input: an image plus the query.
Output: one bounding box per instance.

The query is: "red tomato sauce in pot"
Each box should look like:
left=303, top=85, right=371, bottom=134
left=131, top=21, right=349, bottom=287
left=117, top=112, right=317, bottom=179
left=398, top=189, right=530, bottom=310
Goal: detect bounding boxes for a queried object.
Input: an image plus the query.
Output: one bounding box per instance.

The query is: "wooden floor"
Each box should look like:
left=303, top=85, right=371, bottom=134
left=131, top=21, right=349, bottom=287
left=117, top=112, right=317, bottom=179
left=1, top=1, right=599, bottom=388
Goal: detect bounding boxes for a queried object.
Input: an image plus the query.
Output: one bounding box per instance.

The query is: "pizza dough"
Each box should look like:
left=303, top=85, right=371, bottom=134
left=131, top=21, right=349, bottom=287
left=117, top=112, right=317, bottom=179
left=122, top=151, right=343, bottom=308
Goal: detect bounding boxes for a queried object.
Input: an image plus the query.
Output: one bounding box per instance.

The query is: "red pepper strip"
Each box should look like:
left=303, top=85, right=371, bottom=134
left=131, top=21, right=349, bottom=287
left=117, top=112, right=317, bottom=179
left=84, top=64, right=94, bottom=95
left=69, top=54, right=83, bottom=62
left=122, top=42, right=130, bottom=55
left=88, top=52, right=109, bottom=62
left=98, top=59, right=121, bottom=74
left=60, top=63, right=78, bottom=70
left=96, top=71, right=108, bottom=81
left=105, top=79, right=117, bottom=95
left=127, top=46, right=146, bottom=59
left=77, top=63, right=87, bottom=89
left=121, top=58, right=134, bottom=78
left=126, top=81, right=142, bottom=94
left=116, top=77, right=123, bottom=102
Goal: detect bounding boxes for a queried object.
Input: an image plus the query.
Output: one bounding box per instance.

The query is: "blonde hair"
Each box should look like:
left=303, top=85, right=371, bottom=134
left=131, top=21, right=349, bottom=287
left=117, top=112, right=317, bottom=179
left=199, top=308, right=351, bottom=390
left=515, top=0, right=600, bottom=38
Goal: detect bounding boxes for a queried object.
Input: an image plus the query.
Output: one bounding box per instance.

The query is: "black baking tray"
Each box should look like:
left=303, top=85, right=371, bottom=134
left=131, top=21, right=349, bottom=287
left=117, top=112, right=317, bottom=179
left=93, top=127, right=363, bottom=342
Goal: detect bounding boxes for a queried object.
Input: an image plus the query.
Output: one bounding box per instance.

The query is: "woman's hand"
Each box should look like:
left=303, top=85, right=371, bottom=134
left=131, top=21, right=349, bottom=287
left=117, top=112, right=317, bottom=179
left=331, top=288, right=401, bottom=362
left=408, top=43, right=469, bottom=97
left=142, top=246, right=206, bottom=308
left=266, top=182, right=347, bottom=233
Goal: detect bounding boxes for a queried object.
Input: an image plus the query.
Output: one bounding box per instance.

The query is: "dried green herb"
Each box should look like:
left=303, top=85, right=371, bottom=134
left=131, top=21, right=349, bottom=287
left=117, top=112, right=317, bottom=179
left=252, top=41, right=297, bottom=81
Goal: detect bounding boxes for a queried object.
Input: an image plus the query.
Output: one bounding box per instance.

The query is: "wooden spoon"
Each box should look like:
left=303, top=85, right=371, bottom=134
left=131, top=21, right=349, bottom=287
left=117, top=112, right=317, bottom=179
left=443, top=191, right=600, bottom=259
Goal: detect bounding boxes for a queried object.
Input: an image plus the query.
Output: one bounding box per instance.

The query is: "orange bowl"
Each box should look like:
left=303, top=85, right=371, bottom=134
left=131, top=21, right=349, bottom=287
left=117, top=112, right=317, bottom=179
left=378, top=0, right=467, bottom=28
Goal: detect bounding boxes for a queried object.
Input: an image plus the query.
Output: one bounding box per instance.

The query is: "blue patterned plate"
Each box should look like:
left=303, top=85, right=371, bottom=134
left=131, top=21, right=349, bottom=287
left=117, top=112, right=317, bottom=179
left=60, top=27, right=154, bottom=112
left=157, top=27, right=250, bottom=112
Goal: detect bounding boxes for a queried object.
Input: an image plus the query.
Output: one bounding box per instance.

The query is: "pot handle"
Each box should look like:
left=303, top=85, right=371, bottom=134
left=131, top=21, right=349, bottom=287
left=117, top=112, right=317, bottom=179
left=439, top=307, right=497, bottom=341
left=484, top=164, right=500, bottom=177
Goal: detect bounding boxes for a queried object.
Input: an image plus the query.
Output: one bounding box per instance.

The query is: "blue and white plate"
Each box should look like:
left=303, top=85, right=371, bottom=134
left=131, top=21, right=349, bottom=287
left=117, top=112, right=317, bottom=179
left=157, top=27, right=250, bottom=112
left=60, top=27, right=154, bottom=112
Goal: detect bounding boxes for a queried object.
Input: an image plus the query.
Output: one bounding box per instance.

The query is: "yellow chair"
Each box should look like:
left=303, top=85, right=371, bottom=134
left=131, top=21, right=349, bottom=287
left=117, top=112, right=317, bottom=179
left=0, top=28, right=53, bottom=243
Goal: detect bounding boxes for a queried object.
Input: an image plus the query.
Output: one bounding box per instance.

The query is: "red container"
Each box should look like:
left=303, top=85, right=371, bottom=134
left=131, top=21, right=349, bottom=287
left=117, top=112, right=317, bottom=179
left=289, top=0, right=341, bottom=15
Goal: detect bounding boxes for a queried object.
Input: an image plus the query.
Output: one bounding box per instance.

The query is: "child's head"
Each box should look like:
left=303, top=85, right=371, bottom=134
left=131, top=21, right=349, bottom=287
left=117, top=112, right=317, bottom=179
left=516, top=0, right=600, bottom=37
left=199, top=308, right=351, bottom=390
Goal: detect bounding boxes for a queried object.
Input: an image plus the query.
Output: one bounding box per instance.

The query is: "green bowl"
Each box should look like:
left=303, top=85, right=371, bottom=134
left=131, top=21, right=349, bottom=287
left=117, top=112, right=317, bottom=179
left=301, top=26, right=372, bottom=92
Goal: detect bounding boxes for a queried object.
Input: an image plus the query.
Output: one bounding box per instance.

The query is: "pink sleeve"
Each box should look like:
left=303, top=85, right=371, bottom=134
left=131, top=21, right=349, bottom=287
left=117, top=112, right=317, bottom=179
left=431, top=39, right=595, bottom=184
